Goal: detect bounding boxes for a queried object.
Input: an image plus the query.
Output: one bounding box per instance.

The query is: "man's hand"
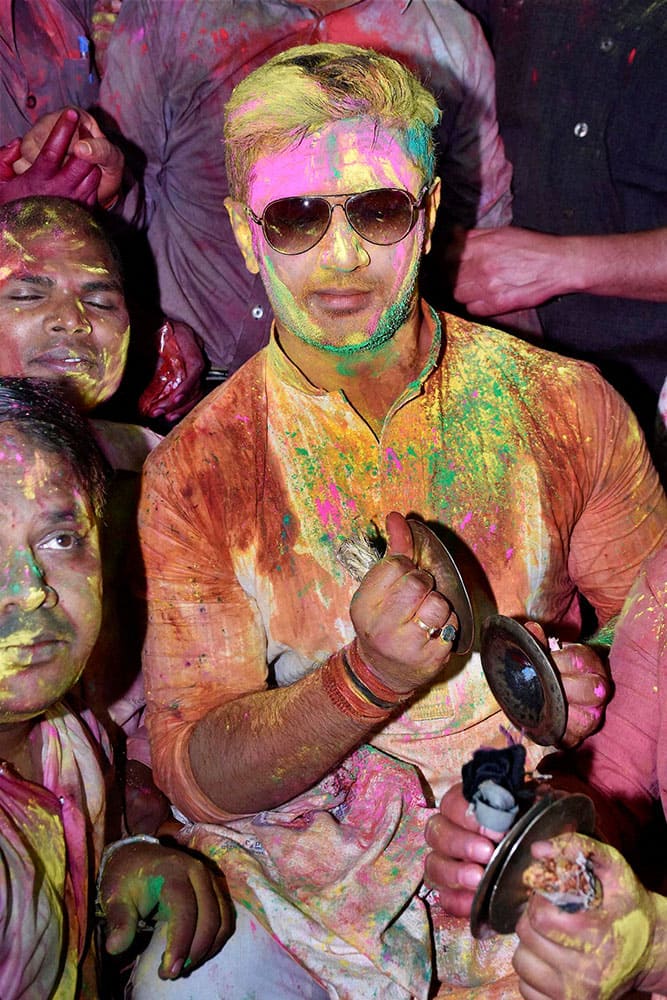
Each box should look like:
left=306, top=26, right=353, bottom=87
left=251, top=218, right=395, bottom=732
left=424, top=781, right=504, bottom=918
left=451, top=226, right=579, bottom=316
left=0, top=110, right=100, bottom=206
left=523, top=622, right=611, bottom=748
left=350, top=511, right=459, bottom=694
left=99, top=841, right=232, bottom=980
left=513, top=833, right=662, bottom=1000
left=138, top=319, right=206, bottom=423
left=16, top=107, right=124, bottom=207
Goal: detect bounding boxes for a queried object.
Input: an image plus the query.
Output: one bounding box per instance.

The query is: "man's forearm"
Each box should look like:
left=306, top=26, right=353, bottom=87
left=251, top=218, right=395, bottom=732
left=565, top=228, right=667, bottom=301
left=188, top=664, right=379, bottom=815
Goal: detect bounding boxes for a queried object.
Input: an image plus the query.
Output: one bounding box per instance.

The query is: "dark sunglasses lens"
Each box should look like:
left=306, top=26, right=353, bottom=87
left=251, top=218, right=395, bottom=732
left=347, top=189, right=414, bottom=244
left=263, top=197, right=331, bottom=253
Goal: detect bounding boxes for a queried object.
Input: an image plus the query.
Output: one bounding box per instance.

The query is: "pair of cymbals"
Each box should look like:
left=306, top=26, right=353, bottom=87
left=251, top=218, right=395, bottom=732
left=408, top=520, right=567, bottom=746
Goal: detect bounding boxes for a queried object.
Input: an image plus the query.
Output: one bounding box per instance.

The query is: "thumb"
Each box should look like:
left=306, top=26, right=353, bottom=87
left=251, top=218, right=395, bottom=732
left=385, top=511, right=414, bottom=560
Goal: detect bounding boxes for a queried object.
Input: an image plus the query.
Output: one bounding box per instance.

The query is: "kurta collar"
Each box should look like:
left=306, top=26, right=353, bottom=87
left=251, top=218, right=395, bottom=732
left=266, top=300, right=443, bottom=398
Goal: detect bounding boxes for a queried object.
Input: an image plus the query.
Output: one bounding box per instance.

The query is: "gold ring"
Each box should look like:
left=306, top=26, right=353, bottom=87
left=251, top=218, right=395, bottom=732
left=415, top=618, right=441, bottom=639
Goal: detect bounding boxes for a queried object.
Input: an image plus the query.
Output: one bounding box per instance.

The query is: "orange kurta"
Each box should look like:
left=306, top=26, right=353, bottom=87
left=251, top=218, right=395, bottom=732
left=139, top=307, right=666, bottom=997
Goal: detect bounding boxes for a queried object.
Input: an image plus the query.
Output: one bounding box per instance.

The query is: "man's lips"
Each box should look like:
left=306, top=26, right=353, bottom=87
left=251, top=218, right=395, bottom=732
left=309, top=287, right=374, bottom=313
left=30, top=348, right=98, bottom=372
left=0, top=636, right=68, bottom=667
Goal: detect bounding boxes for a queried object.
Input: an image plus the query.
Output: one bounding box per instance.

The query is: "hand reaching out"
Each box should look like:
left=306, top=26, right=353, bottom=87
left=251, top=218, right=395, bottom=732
left=98, top=840, right=232, bottom=980
left=138, top=320, right=206, bottom=423
left=513, top=833, right=664, bottom=1000
left=424, top=780, right=504, bottom=918
left=0, top=110, right=100, bottom=206
left=523, top=622, right=611, bottom=748
left=15, top=106, right=124, bottom=207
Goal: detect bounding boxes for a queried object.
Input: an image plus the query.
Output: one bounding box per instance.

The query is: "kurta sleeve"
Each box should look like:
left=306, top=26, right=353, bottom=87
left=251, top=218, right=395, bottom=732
left=139, top=378, right=270, bottom=821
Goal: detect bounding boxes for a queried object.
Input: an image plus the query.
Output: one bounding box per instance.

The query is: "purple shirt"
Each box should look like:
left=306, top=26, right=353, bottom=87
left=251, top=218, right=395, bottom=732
left=100, top=0, right=513, bottom=372
left=0, top=0, right=98, bottom=144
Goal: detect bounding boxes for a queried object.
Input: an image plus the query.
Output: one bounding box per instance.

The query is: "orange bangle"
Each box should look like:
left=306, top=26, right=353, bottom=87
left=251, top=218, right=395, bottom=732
left=321, top=648, right=392, bottom=723
left=347, top=638, right=415, bottom=706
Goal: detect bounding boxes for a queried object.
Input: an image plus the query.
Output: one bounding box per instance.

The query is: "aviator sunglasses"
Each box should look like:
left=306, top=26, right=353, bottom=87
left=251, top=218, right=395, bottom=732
left=246, top=186, right=429, bottom=255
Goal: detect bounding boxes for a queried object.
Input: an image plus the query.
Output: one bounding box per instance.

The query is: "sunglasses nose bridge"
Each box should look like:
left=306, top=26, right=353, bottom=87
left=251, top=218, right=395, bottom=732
left=317, top=200, right=371, bottom=267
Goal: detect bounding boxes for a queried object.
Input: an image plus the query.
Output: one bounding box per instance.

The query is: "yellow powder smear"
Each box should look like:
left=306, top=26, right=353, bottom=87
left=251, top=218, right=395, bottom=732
left=602, top=908, right=651, bottom=999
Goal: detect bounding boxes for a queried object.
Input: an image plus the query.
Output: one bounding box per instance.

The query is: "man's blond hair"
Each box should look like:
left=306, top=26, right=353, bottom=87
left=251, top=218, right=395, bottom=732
left=224, top=43, right=441, bottom=201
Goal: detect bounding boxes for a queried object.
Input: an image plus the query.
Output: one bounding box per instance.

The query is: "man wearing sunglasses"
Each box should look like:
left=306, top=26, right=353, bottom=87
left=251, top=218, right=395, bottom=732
left=136, top=44, right=666, bottom=999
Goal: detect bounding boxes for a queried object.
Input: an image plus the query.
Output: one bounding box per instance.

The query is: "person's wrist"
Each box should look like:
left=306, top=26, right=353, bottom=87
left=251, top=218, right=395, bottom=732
left=320, top=641, right=414, bottom=724
left=348, top=638, right=416, bottom=699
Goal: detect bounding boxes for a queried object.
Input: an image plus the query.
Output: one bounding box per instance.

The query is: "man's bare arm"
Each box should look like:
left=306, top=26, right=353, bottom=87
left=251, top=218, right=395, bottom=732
left=189, top=513, right=458, bottom=815
left=453, top=225, right=667, bottom=317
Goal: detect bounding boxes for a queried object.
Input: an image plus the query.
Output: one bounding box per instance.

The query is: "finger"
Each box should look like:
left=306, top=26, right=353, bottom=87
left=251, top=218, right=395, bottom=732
left=358, top=554, right=432, bottom=617
left=158, top=876, right=198, bottom=978
left=426, top=812, right=496, bottom=868
left=414, top=592, right=456, bottom=634
left=424, top=848, right=485, bottom=898
left=103, top=895, right=142, bottom=955
left=513, top=942, right=561, bottom=1000
left=173, top=869, right=229, bottom=974
left=161, top=392, right=204, bottom=422
left=523, top=620, right=547, bottom=645
left=73, top=135, right=124, bottom=172
left=34, top=108, right=80, bottom=171
left=71, top=165, right=102, bottom=206
left=0, top=138, right=21, bottom=178
left=385, top=511, right=414, bottom=560
left=557, top=664, right=608, bottom=706
left=425, top=872, right=478, bottom=917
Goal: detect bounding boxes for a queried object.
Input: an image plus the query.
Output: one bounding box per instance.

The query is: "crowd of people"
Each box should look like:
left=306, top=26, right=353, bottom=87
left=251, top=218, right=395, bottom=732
left=0, top=3, right=666, bottom=998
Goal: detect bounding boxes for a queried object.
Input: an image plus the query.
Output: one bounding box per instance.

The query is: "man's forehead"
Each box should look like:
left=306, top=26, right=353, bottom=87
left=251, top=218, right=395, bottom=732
left=248, top=120, right=422, bottom=204
left=0, top=227, right=118, bottom=282
left=0, top=430, right=84, bottom=498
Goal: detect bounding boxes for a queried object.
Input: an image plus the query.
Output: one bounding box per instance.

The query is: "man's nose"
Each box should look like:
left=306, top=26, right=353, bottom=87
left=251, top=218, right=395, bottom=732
left=47, top=297, right=93, bottom=335
left=319, top=204, right=371, bottom=271
left=0, top=551, right=57, bottom=614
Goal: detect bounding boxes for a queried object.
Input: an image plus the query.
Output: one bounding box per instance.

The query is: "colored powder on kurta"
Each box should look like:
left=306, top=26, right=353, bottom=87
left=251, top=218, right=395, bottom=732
left=386, top=447, right=402, bottom=471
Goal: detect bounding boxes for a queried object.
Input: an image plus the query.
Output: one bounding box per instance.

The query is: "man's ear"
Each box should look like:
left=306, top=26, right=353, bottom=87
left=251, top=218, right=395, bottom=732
left=225, top=197, right=260, bottom=274
left=423, top=177, right=441, bottom=256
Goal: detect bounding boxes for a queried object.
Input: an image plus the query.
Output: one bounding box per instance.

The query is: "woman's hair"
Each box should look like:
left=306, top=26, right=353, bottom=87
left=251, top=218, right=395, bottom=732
left=0, top=377, right=110, bottom=519
left=224, top=42, right=441, bottom=201
left=0, top=195, right=124, bottom=282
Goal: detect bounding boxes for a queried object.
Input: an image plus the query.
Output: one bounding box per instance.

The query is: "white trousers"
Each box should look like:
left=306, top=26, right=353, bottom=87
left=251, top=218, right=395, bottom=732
left=129, top=905, right=330, bottom=1000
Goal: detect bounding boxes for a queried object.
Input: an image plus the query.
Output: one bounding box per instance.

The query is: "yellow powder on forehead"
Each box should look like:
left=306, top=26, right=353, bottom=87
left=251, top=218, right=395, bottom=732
left=17, top=449, right=57, bottom=501
left=0, top=230, right=36, bottom=264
